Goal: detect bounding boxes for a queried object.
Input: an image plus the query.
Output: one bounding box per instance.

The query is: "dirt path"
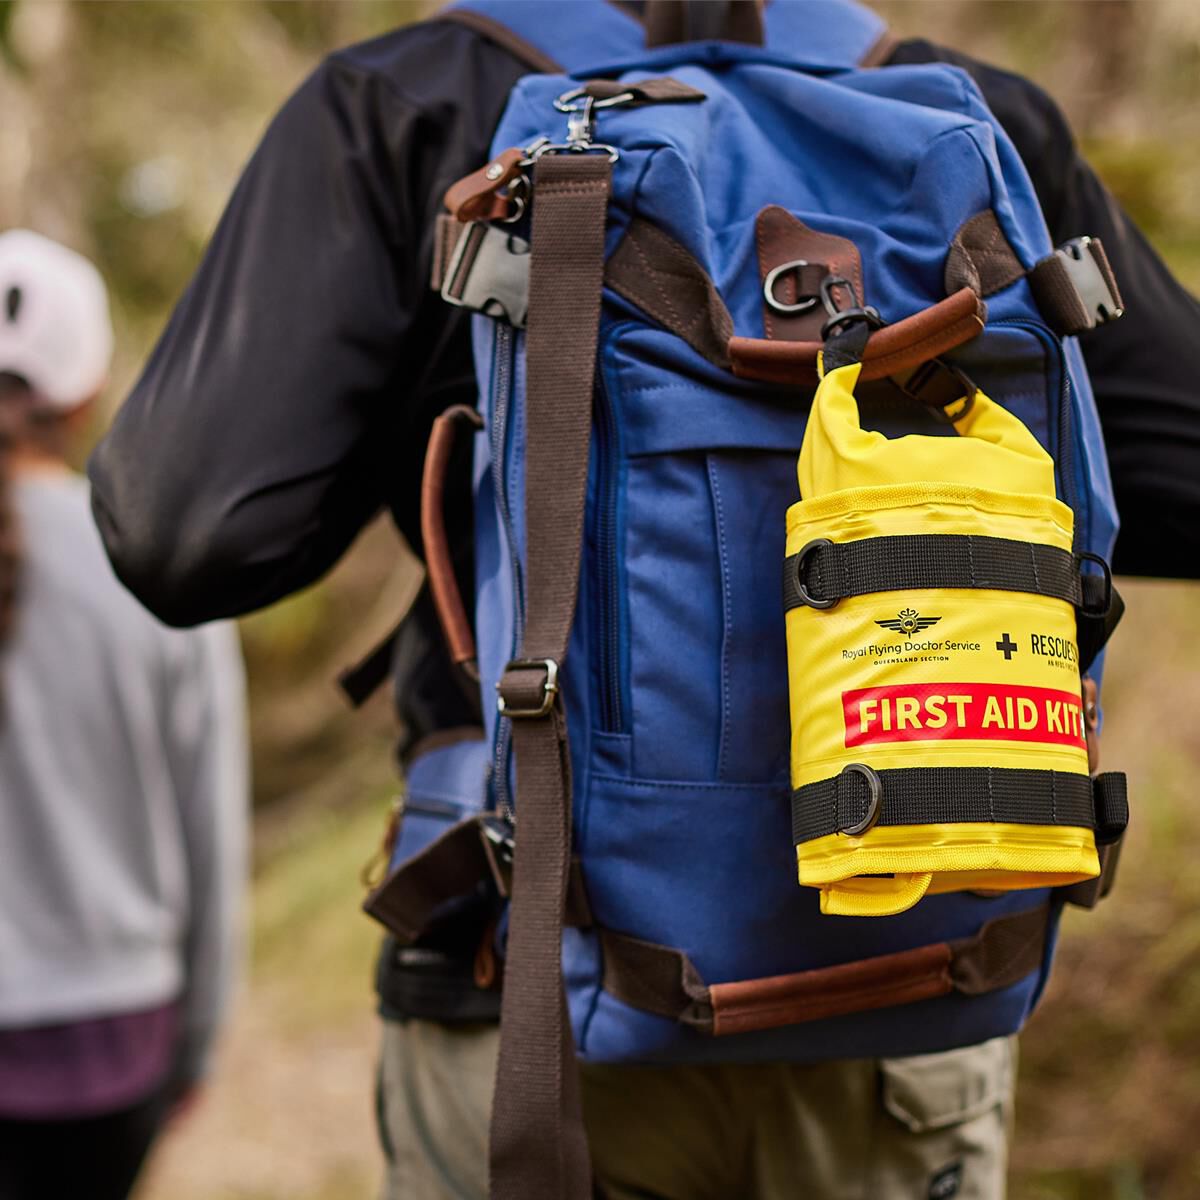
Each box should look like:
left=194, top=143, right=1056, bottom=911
left=137, top=982, right=380, bottom=1200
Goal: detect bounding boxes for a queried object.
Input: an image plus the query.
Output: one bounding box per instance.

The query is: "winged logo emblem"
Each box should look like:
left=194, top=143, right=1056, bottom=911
left=876, top=607, right=941, bottom=638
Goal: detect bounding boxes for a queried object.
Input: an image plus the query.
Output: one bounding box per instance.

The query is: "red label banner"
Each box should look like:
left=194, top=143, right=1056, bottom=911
left=843, top=682, right=1087, bottom=749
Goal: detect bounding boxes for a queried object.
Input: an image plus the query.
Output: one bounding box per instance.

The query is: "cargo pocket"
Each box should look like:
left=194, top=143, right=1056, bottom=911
left=872, top=1037, right=1015, bottom=1200
left=603, top=323, right=807, bottom=783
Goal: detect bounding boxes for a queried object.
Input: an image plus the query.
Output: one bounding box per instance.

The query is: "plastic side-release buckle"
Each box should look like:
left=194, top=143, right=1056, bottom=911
left=898, top=358, right=977, bottom=424
left=440, top=220, right=530, bottom=328
left=496, top=658, right=560, bottom=719
left=1053, top=236, right=1124, bottom=331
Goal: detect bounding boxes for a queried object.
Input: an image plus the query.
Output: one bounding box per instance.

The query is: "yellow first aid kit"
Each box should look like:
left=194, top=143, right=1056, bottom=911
left=785, top=359, right=1127, bottom=917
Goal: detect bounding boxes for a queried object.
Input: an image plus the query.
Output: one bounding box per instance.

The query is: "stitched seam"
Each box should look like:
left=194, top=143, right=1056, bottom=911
left=630, top=230, right=684, bottom=330
left=591, top=775, right=784, bottom=794
left=865, top=315, right=982, bottom=372
left=707, top=456, right=733, bottom=782
left=755, top=212, right=777, bottom=340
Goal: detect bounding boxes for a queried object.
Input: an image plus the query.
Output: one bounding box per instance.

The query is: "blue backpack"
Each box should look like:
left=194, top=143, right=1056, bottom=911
left=368, top=3, right=1128, bottom=1194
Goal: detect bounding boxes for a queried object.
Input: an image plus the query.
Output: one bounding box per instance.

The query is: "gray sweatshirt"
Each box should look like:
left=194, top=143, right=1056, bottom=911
left=0, top=471, right=248, bottom=1084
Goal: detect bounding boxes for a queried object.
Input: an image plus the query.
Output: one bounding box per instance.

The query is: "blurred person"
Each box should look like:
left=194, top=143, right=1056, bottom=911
left=0, top=230, right=249, bottom=1200
left=86, top=2, right=1200, bottom=1199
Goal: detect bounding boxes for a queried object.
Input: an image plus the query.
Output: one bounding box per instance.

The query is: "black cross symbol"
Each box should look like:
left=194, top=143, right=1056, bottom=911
left=996, top=633, right=1018, bottom=660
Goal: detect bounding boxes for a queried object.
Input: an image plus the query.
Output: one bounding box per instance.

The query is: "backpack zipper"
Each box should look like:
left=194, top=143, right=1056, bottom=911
left=593, top=358, right=624, bottom=733
left=992, top=317, right=1085, bottom=548
left=489, top=323, right=523, bottom=821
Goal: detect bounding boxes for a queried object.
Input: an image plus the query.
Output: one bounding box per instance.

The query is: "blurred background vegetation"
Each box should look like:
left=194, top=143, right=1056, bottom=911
left=1, top=1, right=1197, bottom=1197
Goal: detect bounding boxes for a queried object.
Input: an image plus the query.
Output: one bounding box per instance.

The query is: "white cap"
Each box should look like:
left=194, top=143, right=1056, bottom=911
left=0, top=229, right=113, bottom=411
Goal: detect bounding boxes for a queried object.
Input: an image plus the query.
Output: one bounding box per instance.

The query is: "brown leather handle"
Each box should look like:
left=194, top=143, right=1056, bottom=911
left=420, top=404, right=483, bottom=680
left=708, top=943, right=954, bottom=1036
left=600, top=903, right=1050, bottom=1037
left=728, top=287, right=986, bottom=387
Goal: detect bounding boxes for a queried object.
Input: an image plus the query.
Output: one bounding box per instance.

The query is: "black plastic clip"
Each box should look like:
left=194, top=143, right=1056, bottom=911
left=899, top=359, right=977, bottom=424
left=819, top=275, right=883, bottom=340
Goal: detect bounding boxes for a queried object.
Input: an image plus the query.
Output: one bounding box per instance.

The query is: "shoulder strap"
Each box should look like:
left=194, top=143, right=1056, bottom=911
left=438, top=0, right=890, bottom=75
left=437, top=4, right=564, bottom=72
left=490, top=152, right=612, bottom=1200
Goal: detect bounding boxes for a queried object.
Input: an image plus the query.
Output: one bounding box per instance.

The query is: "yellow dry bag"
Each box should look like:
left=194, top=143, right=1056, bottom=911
left=785, top=355, right=1126, bottom=917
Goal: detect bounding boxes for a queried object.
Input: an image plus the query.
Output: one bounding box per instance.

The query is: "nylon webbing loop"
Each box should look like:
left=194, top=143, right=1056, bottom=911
left=488, top=153, right=610, bottom=1200
left=792, top=766, right=1127, bottom=844
left=1090, top=772, right=1129, bottom=846
left=599, top=902, right=1051, bottom=1036
left=783, top=533, right=1083, bottom=612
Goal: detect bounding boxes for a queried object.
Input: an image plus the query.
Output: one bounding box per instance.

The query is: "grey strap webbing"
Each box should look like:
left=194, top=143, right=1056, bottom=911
left=489, top=153, right=611, bottom=1200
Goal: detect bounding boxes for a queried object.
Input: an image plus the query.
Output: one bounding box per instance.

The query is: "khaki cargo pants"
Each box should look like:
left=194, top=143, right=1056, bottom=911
left=376, top=1019, right=1015, bottom=1200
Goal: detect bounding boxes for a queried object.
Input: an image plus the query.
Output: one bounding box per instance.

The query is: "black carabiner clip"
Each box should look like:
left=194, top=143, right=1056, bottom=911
left=818, top=275, right=883, bottom=340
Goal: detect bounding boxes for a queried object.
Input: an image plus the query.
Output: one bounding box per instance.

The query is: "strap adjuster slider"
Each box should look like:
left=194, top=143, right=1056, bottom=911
left=497, top=658, right=560, bottom=719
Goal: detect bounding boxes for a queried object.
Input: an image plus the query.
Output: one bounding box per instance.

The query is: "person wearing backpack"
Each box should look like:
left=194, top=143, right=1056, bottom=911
left=87, top=3, right=1198, bottom=1198
left=0, top=230, right=249, bottom=1200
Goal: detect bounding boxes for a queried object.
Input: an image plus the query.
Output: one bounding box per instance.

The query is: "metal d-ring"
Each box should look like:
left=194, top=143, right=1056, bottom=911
left=763, top=259, right=820, bottom=316
left=793, top=538, right=837, bottom=609
left=839, top=763, right=883, bottom=836
left=497, top=175, right=530, bottom=225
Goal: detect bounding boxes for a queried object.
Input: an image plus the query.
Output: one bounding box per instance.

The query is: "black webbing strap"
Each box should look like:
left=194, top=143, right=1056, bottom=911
left=783, top=533, right=1083, bottom=612
left=599, top=902, right=1052, bottom=1036
left=489, top=154, right=611, bottom=1200
left=338, top=620, right=406, bottom=707
left=783, top=533, right=1122, bottom=670
left=792, top=765, right=1128, bottom=845
left=1060, top=833, right=1124, bottom=909
left=1077, top=569, right=1124, bottom=670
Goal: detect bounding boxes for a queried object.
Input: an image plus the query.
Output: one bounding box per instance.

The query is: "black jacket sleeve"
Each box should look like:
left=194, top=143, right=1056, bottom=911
left=88, top=23, right=525, bottom=626
left=892, top=40, right=1200, bottom=579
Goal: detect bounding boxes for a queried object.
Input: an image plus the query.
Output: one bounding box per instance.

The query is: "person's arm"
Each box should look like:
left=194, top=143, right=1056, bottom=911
left=891, top=39, right=1200, bottom=579
left=166, top=621, right=250, bottom=1090
left=1052, top=151, right=1200, bottom=578
left=87, top=24, right=527, bottom=627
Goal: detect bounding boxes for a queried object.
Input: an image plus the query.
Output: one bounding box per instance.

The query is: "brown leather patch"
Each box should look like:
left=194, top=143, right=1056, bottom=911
left=729, top=287, right=986, bottom=387
left=606, top=217, right=733, bottom=367
left=443, top=147, right=525, bottom=223
left=944, top=210, right=1025, bottom=298
left=755, top=205, right=864, bottom=342
left=584, top=77, right=708, bottom=105
left=709, top=942, right=954, bottom=1037
left=363, top=816, right=492, bottom=943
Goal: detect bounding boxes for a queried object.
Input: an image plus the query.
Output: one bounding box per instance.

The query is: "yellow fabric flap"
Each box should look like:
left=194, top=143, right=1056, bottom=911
left=798, top=362, right=1057, bottom=502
